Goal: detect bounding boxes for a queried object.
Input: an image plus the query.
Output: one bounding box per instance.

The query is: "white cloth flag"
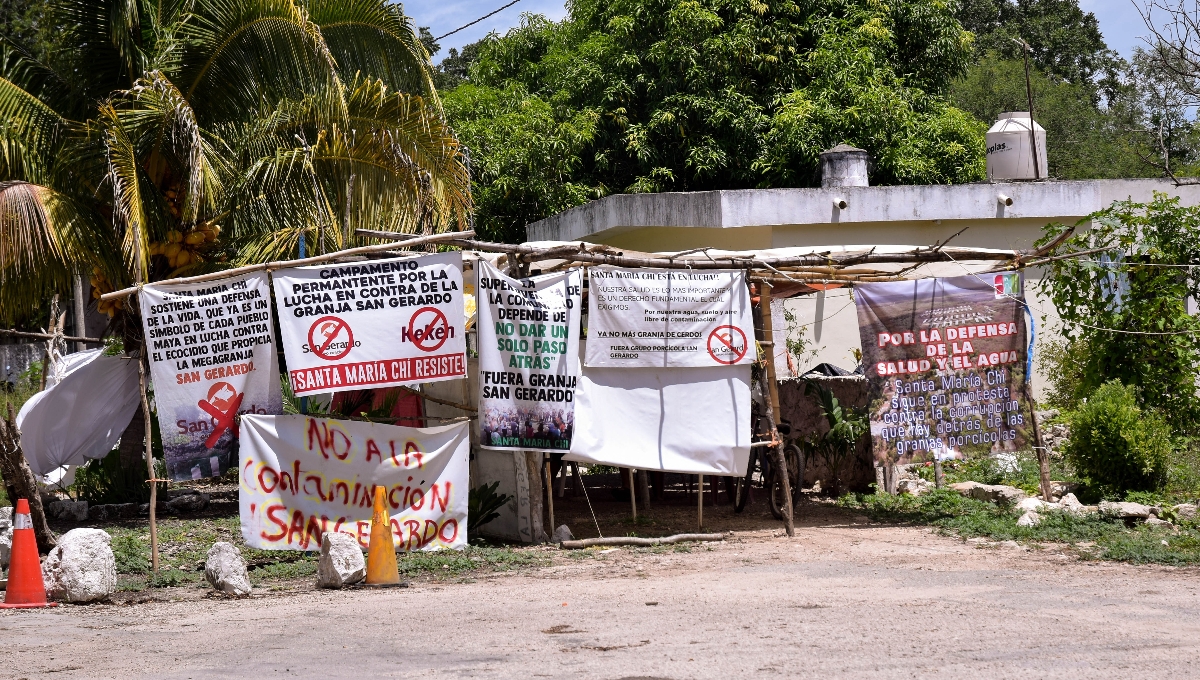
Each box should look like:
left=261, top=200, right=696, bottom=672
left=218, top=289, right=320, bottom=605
left=17, top=349, right=140, bottom=476
left=567, top=364, right=752, bottom=475
left=272, top=252, right=467, bottom=396
left=239, top=415, right=469, bottom=551
left=586, top=267, right=754, bottom=368
left=140, top=271, right=282, bottom=480
left=476, top=261, right=582, bottom=453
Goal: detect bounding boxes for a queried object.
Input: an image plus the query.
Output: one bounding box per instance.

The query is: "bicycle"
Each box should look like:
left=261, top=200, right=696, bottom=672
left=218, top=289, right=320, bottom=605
left=732, top=403, right=803, bottom=519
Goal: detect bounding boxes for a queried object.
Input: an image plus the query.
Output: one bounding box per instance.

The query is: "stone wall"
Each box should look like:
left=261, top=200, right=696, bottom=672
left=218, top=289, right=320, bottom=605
left=0, top=343, right=42, bottom=384
left=777, top=375, right=875, bottom=494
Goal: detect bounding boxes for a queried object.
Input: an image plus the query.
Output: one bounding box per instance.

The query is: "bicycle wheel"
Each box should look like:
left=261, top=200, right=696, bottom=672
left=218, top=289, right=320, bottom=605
left=733, top=450, right=757, bottom=513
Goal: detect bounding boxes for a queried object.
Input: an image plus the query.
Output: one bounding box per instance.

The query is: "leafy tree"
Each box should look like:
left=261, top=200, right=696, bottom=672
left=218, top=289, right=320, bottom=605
left=950, top=56, right=1154, bottom=179
left=0, top=0, right=472, bottom=324
left=1036, top=194, right=1200, bottom=433
left=955, top=0, right=1115, bottom=86
left=446, top=0, right=985, bottom=242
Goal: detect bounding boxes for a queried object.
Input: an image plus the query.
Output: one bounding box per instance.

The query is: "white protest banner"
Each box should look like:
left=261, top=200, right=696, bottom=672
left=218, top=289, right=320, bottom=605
left=567, top=364, right=752, bottom=475
left=586, top=267, right=754, bottom=368
left=139, top=272, right=281, bottom=481
left=273, top=252, right=466, bottom=395
left=476, top=261, right=582, bottom=452
left=239, top=415, right=468, bottom=551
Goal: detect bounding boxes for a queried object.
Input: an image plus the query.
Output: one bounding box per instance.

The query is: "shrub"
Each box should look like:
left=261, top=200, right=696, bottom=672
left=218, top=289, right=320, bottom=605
left=1065, top=381, right=1173, bottom=495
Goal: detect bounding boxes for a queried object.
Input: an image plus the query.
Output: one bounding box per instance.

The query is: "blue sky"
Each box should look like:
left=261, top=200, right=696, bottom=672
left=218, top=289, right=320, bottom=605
left=404, top=0, right=1153, bottom=63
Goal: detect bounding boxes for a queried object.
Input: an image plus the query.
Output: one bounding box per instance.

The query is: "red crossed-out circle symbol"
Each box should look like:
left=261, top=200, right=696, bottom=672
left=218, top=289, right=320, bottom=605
left=198, top=381, right=243, bottom=449
left=707, top=325, right=748, bottom=365
left=409, top=306, right=450, bottom=352
left=308, top=316, right=354, bottom=361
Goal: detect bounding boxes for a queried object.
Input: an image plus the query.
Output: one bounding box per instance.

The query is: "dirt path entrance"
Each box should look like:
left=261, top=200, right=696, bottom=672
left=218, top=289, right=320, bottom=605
left=3, top=503, right=1199, bottom=679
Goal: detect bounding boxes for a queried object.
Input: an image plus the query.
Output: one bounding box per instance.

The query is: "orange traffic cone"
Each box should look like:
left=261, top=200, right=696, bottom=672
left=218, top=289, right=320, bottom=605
left=364, top=486, right=400, bottom=585
left=2, top=499, right=57, bottom=608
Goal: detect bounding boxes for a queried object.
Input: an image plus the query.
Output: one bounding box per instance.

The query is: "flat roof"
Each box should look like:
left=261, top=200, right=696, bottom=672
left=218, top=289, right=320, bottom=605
left=526, top=179, right=1200, bottom=242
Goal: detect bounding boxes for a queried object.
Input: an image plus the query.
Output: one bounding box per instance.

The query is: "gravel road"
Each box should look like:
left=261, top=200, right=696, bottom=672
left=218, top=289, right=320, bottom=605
left=3, top=515, right=1199, bottom=679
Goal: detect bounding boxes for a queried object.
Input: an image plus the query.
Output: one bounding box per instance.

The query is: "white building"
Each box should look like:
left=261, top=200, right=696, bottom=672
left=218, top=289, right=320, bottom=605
left=526, top=178, right=1200, bottom=395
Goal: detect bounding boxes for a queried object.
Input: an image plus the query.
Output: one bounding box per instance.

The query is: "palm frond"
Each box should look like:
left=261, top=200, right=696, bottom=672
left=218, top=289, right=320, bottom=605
left=98, top=102, right=152, bottom=282
left=0, top=74, right=68, bottom=184
left=177, top=0, right=345, bottom=125
left=305, top=0, right=438, bottom=104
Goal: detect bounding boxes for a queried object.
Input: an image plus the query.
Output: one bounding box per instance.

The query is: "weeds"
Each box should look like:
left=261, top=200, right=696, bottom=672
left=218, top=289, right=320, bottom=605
left=839, top=488, right=1200, bottom=565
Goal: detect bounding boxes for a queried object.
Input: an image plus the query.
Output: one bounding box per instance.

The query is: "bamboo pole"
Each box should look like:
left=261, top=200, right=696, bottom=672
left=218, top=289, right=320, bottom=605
left=0, top=328, right=102, bottom=344
left=99, top=230, right=474, bottom=301
left=627, top=467, right=637, bottom=520
left=758, top=282, right=795, bottom=537
left=138, top=354, right=159, bottom=574
left=545, top=457, right=556, bottom=534
left=1024, top=383, right=1054, bottom=501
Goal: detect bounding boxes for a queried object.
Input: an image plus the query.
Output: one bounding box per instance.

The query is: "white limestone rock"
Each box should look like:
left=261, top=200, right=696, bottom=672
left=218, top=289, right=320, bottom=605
left=1017, top=510, right=1041, bottom=527
left=316, top=533, right=365, bottom=589
left=41, top=528, right=116, bottom=603
left=1099, top=501, right=1152, bottom=520
left=204, top=541, right=252, bottom=596
left=1016, top=497, right=1052, bottom=513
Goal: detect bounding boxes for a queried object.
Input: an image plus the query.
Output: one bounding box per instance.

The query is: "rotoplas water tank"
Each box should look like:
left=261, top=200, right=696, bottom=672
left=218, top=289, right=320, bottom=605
left=985, top=112, right=1047, bottom=180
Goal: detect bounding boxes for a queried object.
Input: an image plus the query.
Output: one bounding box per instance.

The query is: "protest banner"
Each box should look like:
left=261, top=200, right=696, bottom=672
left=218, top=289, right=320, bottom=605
left=476, top=261, right=582, bottom=452
left=139, top=272, right=281, bottom=481
left=854, top=272, right=1032, bottom=465
left=568, top=364, right=751, bottom=475
left=273, top=252, right=467, bottom=395
left=585, top=267, right=754, bottom=368
left=239, top=415, right=468, bottom=551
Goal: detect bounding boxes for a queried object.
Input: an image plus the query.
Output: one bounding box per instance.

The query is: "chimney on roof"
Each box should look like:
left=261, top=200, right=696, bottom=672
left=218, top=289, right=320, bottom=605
left=819, top=144, right=869, bottom=188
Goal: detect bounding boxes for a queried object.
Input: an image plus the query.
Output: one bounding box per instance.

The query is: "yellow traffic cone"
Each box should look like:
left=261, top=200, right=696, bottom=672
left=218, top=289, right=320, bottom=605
left=365, top=486, right=400, bottom=585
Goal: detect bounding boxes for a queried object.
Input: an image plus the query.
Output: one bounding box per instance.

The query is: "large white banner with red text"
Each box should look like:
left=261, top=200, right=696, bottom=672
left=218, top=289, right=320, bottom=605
left=238, top=415, right=468, bottom=551
left=272, top=252, right=467, bottom=395
left=140, top=272, right=281, bottom=481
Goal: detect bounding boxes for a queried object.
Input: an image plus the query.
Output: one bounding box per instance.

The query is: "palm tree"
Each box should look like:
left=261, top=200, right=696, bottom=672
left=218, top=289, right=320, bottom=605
left=0, top=0, right=471, bottom=324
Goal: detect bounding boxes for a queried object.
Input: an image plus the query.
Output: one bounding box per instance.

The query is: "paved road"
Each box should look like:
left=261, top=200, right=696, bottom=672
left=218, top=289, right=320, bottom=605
left=3, top=521, right=1198, bottom=678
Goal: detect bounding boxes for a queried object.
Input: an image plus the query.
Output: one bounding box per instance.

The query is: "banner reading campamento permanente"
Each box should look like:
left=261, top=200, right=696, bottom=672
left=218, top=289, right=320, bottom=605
left=272, top=252, right=467, bottom=396
left=476, top=261, right=581, bottom=452
left=140, top=271, right=281, bottom=481
left=854, top=272, right=1032, bottom=466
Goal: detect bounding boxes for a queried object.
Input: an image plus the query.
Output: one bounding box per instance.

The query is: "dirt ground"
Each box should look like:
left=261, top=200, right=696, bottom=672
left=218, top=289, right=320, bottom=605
left=4, top=496, right=1200, bottom=679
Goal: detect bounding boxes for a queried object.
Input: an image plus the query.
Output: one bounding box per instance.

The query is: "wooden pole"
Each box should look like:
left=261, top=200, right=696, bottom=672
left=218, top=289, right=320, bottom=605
left=544, top=456, right=556, bottom=533
left=934, top=459, right=944, bottom=489
left=138, top=355, right=159, bottom=573
left=758, top=282, right=795, bottom=537
left=697, top=474, right=703, bottom=530
left=627, top=467, right=637, bottom=520
left=100, top=229, right=475, bottom=301
left=73, top=271, right=87, bottom=353
left=1024, top=383, right=1054, bottom=501
left=0, top=328, right=102, bottom=344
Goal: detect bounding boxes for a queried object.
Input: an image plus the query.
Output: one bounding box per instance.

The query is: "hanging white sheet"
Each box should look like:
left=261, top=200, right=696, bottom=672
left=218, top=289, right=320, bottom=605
left=16, top=349, right=140, bottom=476
left=566, top=364, right=751, bottom=475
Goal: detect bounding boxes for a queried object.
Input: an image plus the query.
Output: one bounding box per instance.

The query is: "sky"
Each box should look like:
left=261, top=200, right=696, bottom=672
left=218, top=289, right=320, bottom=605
left=405, top=0, right=1154, bottom=64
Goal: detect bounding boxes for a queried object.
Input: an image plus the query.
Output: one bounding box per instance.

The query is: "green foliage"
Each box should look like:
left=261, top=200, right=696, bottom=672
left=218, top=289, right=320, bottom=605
left=468, top=481, right=512, bottom=535
left=840, top=488, right=1200, bottom=564
left=951, top=57, right=1153, bottom=180
left=1035, top=336, right=1090, bottom=410
left=1065, top=381, right=1173, bottom=495
left=1036, top=196, right=1200, bottom=432
left=955, top=0, right=1113, bottom=85
left=801, top=381, right=868, bottom=496
left=0, top=358, right=42, bottom=416
left=73, top=451, right=154, bottom=504
left=446, top=0, right=983, bottom=241
left=112, top=533, right=150, bottom=574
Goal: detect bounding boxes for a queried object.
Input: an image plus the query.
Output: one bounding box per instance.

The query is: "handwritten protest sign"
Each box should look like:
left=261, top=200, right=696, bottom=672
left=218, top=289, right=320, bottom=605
left=239, top=415, right=468, bottom=551
left=476, top=261, right=581, bottom=452
left=272, top=252, right=467, bottom=395
left=586, top=267, right=753, bottom=368
left=139, top=272, right=281, bottom=481
left=854, top=273, right=1031, bottom=465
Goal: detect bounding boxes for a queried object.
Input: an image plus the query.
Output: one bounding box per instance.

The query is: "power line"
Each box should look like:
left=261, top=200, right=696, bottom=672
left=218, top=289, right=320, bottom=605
left=434, top=0, right=523, bottom=41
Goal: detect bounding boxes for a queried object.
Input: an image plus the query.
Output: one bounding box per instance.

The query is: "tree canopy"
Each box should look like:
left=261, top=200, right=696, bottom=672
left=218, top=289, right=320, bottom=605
left=444, top=0, right=986, bottom=242
left=0, top=0, right=470, bottom=324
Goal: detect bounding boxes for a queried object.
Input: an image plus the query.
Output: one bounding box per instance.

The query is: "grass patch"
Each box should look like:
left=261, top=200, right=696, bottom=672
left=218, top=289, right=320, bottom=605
left=839, top=488, right=1200, bottom=565
left=397, top=545, right=550, bottom=577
